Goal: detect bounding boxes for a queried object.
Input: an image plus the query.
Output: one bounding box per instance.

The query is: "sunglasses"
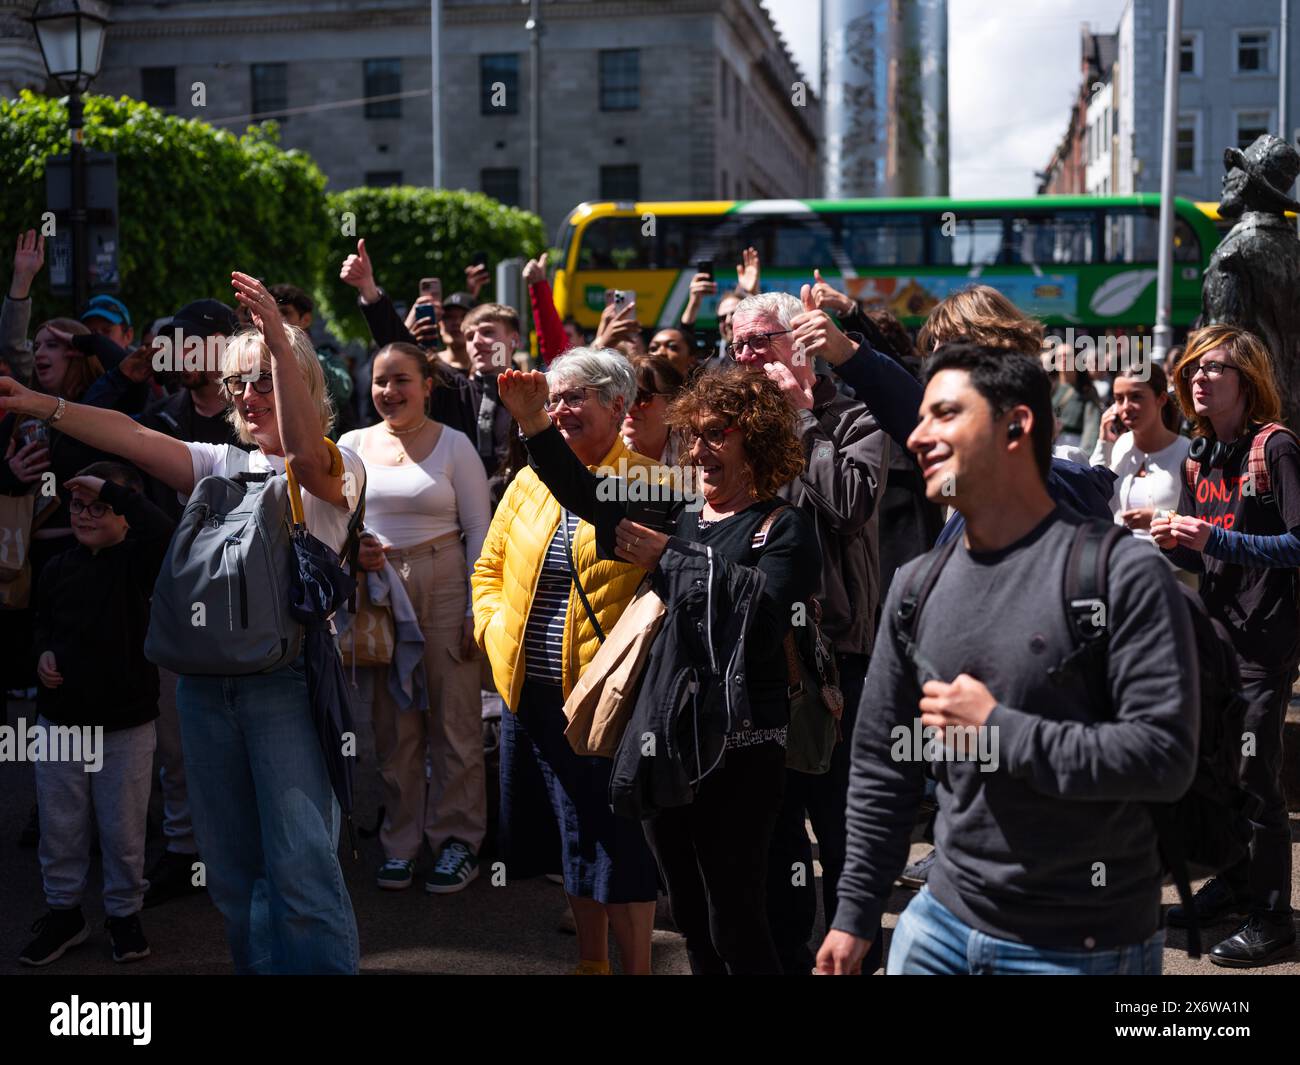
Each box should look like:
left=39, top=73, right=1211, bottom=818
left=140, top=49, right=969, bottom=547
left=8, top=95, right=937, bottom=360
left=634, top=389, right=668, bottom=408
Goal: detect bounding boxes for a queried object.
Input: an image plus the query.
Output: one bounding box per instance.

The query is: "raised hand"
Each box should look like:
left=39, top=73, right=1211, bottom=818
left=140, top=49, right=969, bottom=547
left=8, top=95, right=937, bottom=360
left=0, top=377, right=56, bottom=421
left=231, top=272, right=288, bottom=352
left=791, top=284, right=858, bottom=367
left=594, top=301, right=640, bottom=350
left=11, top=230, right=45, bottom=300
left=496, top=368, right=550, bottom=429
left=465, top=262, right=491, bottom=298
left=339, top=238, right=380, bottom=303
left=810, top=268, right=854, bottom=315
left=64, top=474, right=106, bottom=499
left=522, top=252, right=549, bottom=287
left=736, top=246, right=761, bottom=294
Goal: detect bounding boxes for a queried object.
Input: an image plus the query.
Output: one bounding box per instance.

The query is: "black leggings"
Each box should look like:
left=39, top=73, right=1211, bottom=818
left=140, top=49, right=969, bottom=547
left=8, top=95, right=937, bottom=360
left=643, top=742, right=786, bottom=975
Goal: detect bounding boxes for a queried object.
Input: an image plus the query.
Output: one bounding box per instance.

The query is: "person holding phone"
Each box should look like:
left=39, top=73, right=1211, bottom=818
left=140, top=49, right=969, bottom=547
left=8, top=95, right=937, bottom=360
left=1090, top=362, right=1189, bottom=558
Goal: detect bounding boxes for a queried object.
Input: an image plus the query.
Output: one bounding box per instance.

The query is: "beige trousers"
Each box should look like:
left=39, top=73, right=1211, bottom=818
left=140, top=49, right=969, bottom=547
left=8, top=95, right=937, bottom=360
left=370, top=534, right=486, bottom=860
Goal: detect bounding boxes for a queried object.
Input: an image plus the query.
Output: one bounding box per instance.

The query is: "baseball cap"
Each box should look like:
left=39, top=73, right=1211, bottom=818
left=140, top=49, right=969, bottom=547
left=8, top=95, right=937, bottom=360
left=167, top=299, right=239, bottom=339
left=81, top=294, right=131, bottom=327
left=442, top=292, right=477, bottom=313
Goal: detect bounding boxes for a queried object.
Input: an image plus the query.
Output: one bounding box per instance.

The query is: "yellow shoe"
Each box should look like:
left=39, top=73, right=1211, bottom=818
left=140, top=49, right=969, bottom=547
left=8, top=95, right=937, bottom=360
left=572, top=959, right=612, bottom=975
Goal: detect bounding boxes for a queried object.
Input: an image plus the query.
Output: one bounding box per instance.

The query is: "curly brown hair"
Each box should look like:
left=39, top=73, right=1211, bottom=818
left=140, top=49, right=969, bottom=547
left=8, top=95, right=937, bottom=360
left=665, top=366, right=805, bottom=500
left=916, top=285, right=1045, bottom=357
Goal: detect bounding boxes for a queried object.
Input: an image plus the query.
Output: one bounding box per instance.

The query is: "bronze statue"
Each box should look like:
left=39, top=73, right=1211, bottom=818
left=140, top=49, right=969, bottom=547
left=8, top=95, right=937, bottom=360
left=1202, top=134, right=1300, bottom=427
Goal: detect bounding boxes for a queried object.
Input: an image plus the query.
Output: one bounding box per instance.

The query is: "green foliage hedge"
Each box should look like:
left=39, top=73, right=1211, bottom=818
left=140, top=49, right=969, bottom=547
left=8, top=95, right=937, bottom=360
left=0, top=92, right=546, bottom=344
left=319, top=186, right=546, bottom=342
left=0, top=91, right=330, bottom=327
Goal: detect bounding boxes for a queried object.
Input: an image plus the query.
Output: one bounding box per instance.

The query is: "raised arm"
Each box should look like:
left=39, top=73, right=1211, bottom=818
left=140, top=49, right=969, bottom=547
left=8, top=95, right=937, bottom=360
left=0, top=377, right=195, bottom=493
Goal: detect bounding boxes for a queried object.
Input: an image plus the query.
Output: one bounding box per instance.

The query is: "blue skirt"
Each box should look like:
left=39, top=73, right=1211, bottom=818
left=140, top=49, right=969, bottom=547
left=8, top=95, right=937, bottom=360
left=503, top=679, right=660, bottom=904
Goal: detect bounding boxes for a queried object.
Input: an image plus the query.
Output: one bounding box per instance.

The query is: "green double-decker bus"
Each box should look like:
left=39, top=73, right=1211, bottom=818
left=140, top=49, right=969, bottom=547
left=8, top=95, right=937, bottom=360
left=553, top=195, right=1220, bottom=334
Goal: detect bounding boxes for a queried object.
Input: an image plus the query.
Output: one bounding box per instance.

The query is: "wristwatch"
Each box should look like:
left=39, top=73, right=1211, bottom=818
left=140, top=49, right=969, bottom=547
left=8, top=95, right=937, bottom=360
left=44, top=396, right=66, bottom=426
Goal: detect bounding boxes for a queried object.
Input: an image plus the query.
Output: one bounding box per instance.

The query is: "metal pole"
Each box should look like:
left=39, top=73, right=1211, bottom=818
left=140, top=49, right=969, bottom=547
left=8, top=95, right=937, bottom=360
left=528, top=0, right=541, bottom=215
left=1152, top=0, right=1182, bottom=364
left=69, top=90, right=88, bottom=312
left=1281, top=0, right=1290, bottom=140
left=431, top=0, right=443, bottom=187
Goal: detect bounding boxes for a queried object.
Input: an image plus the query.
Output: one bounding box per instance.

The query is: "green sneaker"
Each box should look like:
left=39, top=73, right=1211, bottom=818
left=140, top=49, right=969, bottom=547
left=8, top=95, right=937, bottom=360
left=376, top=858, right=414, bottom=890
left=425, top=840, right=479, bottom=895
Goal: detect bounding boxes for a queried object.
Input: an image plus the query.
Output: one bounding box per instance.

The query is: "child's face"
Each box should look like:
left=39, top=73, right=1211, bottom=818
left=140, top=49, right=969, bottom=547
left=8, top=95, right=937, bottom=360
left=70, top=487, right=129, bottom=551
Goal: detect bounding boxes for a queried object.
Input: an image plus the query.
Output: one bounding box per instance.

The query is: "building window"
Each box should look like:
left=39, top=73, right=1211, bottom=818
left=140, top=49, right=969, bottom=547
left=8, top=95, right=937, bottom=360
left=364, top=59, right=402, bottom=119
left=140, top=67, right=176, bottom=109
left=600, top=164, right=640, bottom=201
left=1235, top=29, right=1272, bottom=74
left=481, top=168, right=521, bottom=207
left=364, top=171, right=403, bottom=187
left=480, top=54, right=520, bottom=115
left=251, top=63, right=289, bottom=121
left=1236, top=110, right=1274, bottom=149
left=1179, top=33, right=1199, bottom=74
left=599, top=50, right=640, bottom=111
left=1176, top=113, right=1199, bottom=174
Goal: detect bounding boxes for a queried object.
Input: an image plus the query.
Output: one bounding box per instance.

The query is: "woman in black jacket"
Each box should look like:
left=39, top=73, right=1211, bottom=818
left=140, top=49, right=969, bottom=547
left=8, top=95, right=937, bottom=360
left=498, top=360, right=822, bottom=975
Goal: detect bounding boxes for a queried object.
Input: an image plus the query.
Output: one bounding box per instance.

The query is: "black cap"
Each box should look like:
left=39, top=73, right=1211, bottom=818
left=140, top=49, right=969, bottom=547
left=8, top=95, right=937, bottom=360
left=442, top=292, right=476, bottom=313
left=167, top=299, right=239, bottom=339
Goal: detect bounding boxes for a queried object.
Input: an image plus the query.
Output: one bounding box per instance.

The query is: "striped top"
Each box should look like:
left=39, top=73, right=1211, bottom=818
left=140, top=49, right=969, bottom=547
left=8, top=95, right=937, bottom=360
left=522, top=512, right=581, bottom=685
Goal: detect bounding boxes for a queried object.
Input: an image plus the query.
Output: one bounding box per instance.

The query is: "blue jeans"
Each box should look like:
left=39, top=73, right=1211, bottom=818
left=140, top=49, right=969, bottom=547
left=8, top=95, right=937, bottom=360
left=887, top=886, right=1164, bottom=975
left=177, top=659, right=359, bottom=974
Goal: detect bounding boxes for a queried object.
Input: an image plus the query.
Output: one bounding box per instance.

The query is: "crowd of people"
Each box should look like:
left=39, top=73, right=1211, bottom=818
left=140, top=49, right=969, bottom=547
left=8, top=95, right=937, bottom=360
left=1, top=227, right=1295, bottom=975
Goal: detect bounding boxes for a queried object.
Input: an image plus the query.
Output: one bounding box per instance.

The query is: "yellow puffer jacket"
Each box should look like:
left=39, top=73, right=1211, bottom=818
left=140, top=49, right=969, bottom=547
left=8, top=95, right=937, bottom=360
left=471, top=434, right=658, bottom=712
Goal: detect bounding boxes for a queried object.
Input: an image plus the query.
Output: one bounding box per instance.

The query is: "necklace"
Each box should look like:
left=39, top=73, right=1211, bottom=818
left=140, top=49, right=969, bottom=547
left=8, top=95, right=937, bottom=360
left=385, top=418, right=428, bottom=437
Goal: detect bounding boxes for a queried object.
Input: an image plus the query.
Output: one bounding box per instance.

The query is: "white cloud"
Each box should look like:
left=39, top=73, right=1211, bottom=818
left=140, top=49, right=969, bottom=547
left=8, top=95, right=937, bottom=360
left=765, top=0, right=1132, bottom=197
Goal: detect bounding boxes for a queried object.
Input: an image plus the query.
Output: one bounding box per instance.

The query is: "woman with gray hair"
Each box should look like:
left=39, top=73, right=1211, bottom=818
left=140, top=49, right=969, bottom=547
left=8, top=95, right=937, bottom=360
left=472, top=346, right=661, bottom=975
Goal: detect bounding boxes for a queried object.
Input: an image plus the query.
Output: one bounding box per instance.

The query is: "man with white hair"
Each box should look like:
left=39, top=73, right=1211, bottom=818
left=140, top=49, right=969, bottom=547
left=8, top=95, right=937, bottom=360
left=727, top=289, right=891, bottom=975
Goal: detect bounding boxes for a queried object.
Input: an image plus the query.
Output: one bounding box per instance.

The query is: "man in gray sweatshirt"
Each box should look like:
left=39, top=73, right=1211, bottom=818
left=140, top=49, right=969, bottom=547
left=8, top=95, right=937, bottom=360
left=817, top=344, right=1199, bottom=975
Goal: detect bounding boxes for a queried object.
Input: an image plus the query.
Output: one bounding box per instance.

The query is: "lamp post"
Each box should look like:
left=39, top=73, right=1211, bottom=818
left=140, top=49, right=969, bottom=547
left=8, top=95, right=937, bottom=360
left=1152, top=0, right=1182, bottom=365
left=29, top=0, right=109, bottom=313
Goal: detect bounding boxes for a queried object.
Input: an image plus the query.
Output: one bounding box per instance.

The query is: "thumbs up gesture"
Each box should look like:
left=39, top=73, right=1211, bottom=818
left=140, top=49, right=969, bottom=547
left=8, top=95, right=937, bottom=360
left=809, top=269, right=855, bottom=316
left=792, top=271, right=858, bottom=369
left=340, top=238, right=381, bottom=304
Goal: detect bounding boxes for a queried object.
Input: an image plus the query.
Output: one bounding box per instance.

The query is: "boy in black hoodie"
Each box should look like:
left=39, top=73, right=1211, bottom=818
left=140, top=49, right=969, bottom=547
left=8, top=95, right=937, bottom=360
left=19, top=462, right=175, bottom=967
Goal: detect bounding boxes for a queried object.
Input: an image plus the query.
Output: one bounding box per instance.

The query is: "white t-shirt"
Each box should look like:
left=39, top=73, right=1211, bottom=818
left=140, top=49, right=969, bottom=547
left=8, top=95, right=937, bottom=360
left=1090, top=431, right=1192, bottom=547
left=184, top=443, right=366, bottom=554
left=336, top=425, right=490, bottom=559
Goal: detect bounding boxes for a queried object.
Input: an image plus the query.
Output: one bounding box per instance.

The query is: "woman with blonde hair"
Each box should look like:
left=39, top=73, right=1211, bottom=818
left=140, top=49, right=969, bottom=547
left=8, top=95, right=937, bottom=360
left=0, top=273, right=365, bottom=974
left=1154, top=323, right=1299, bottom=967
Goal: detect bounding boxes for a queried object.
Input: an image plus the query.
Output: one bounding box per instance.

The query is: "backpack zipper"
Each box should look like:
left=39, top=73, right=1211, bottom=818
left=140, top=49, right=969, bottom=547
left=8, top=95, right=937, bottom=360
left=225, top=535, right=248, bottom=629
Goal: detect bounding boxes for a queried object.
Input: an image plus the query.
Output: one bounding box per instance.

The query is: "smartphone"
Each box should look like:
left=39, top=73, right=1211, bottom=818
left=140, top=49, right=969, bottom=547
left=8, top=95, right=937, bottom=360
left=469, top=251, right=489, bottom=269
left=419, top=277, right=443, bottom=300
left=19, top=418, right=49, bottom=449
left=414, top=304, right=439, bottom=324
left=611, top=290, right=635, bottom=314
left=696, top=259, right=714, bottom=280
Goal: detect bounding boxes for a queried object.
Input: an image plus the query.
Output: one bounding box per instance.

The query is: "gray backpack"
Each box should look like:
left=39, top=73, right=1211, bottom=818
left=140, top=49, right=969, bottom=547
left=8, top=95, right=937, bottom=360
left=145, top=448, right=303, bottom=675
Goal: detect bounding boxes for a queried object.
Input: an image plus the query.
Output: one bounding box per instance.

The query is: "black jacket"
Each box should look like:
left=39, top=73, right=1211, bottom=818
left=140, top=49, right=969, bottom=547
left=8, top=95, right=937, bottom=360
left=33, top=480, right=175, bottom=730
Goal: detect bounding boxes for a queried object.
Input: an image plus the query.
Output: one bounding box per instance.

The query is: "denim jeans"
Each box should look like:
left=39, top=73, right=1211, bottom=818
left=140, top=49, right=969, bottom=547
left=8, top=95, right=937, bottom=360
left=888, top=887, right=1164, bottom=975
left=177, top=658, right=359, bottom=974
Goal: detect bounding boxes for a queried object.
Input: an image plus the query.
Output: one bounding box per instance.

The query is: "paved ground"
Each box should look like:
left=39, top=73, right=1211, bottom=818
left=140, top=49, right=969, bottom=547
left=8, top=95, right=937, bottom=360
left=3, top=689, right=1298, bottom=976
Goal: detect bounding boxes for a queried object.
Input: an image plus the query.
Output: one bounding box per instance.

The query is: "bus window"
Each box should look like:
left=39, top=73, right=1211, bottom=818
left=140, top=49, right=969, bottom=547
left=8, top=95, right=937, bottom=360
left=1102, top=209, right=1201, bottom=264
left=1006, top=211, right=1095, bottom=265
left=840, top=213, right=926, bottom=266
left=578, top=216, right=653, bottom=270
left=931, top=216, right=1003, bottom=266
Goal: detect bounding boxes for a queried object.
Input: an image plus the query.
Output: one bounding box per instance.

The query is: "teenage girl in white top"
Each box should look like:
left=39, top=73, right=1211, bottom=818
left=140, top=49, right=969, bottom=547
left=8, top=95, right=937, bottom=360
left=338, top=342, right=491, bottom=895
left=1091, top=361, right=1191, bottom=557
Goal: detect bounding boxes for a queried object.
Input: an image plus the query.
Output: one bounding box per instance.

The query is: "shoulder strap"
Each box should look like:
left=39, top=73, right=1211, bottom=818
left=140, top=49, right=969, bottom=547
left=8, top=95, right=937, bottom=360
left=751, top=503, right=793, bottom=551
left=561, top=509, right=605, bottom=643
left=1182, top=453, right=1198, bottom=499
left=893, top=536, right=960, bottom=684
left=225, top=445, right=251, bottom=477
left=1048, top=521, right=1123, bottom=690
left=1246, top=422, right=1295, bottom=505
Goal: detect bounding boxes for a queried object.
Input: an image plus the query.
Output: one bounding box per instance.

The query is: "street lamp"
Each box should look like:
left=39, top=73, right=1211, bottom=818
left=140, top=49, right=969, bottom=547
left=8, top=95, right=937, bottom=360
left=29, top=0, right=110, bottom=313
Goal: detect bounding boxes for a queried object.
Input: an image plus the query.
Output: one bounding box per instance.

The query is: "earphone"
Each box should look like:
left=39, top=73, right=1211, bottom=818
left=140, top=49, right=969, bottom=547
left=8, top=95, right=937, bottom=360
left=1007, top=422, right=1025, bottom=440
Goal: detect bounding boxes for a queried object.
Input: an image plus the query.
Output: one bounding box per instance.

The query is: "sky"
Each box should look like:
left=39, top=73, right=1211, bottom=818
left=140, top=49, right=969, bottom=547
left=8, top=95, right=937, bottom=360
left=764, top=0, right=1133, bottom=197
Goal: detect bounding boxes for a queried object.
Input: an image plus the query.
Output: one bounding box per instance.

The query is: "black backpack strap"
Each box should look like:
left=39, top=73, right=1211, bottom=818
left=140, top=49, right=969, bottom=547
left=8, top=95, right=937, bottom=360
left=1048, top=522, right=1123, bottom=686
left=561, top=509, right=605, bottom=643
left=893, top=536, right=959, bottom=685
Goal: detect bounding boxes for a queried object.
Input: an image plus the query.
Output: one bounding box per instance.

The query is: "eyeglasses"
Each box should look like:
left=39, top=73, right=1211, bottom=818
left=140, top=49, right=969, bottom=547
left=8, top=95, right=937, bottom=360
left=69, top=497, right=109, bottom=518
left=726, top=329, right=793, bottom=360
left=682, top=425, right=739, bottom=451
left=1180, top=359, right=1239, bottom=381
left=543, top=387, right=594, bottom=412
left=634, top=389, right=668, bottom=408
left=223, top=373, right=275, bottom=396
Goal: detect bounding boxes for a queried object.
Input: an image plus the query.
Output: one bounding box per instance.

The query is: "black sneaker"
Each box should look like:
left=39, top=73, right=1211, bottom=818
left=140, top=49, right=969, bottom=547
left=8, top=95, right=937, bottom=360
left=898, top=848, right=936, bottom=889
left=1208, top=914, right=1296, bottom=968
left=1166, top=877, right=1248, bottom=928
left=18, top=908, right=89, bottom=967
left=105, top=913, right=151, bottom=963
left=143, top=850, right=205, bottom=908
